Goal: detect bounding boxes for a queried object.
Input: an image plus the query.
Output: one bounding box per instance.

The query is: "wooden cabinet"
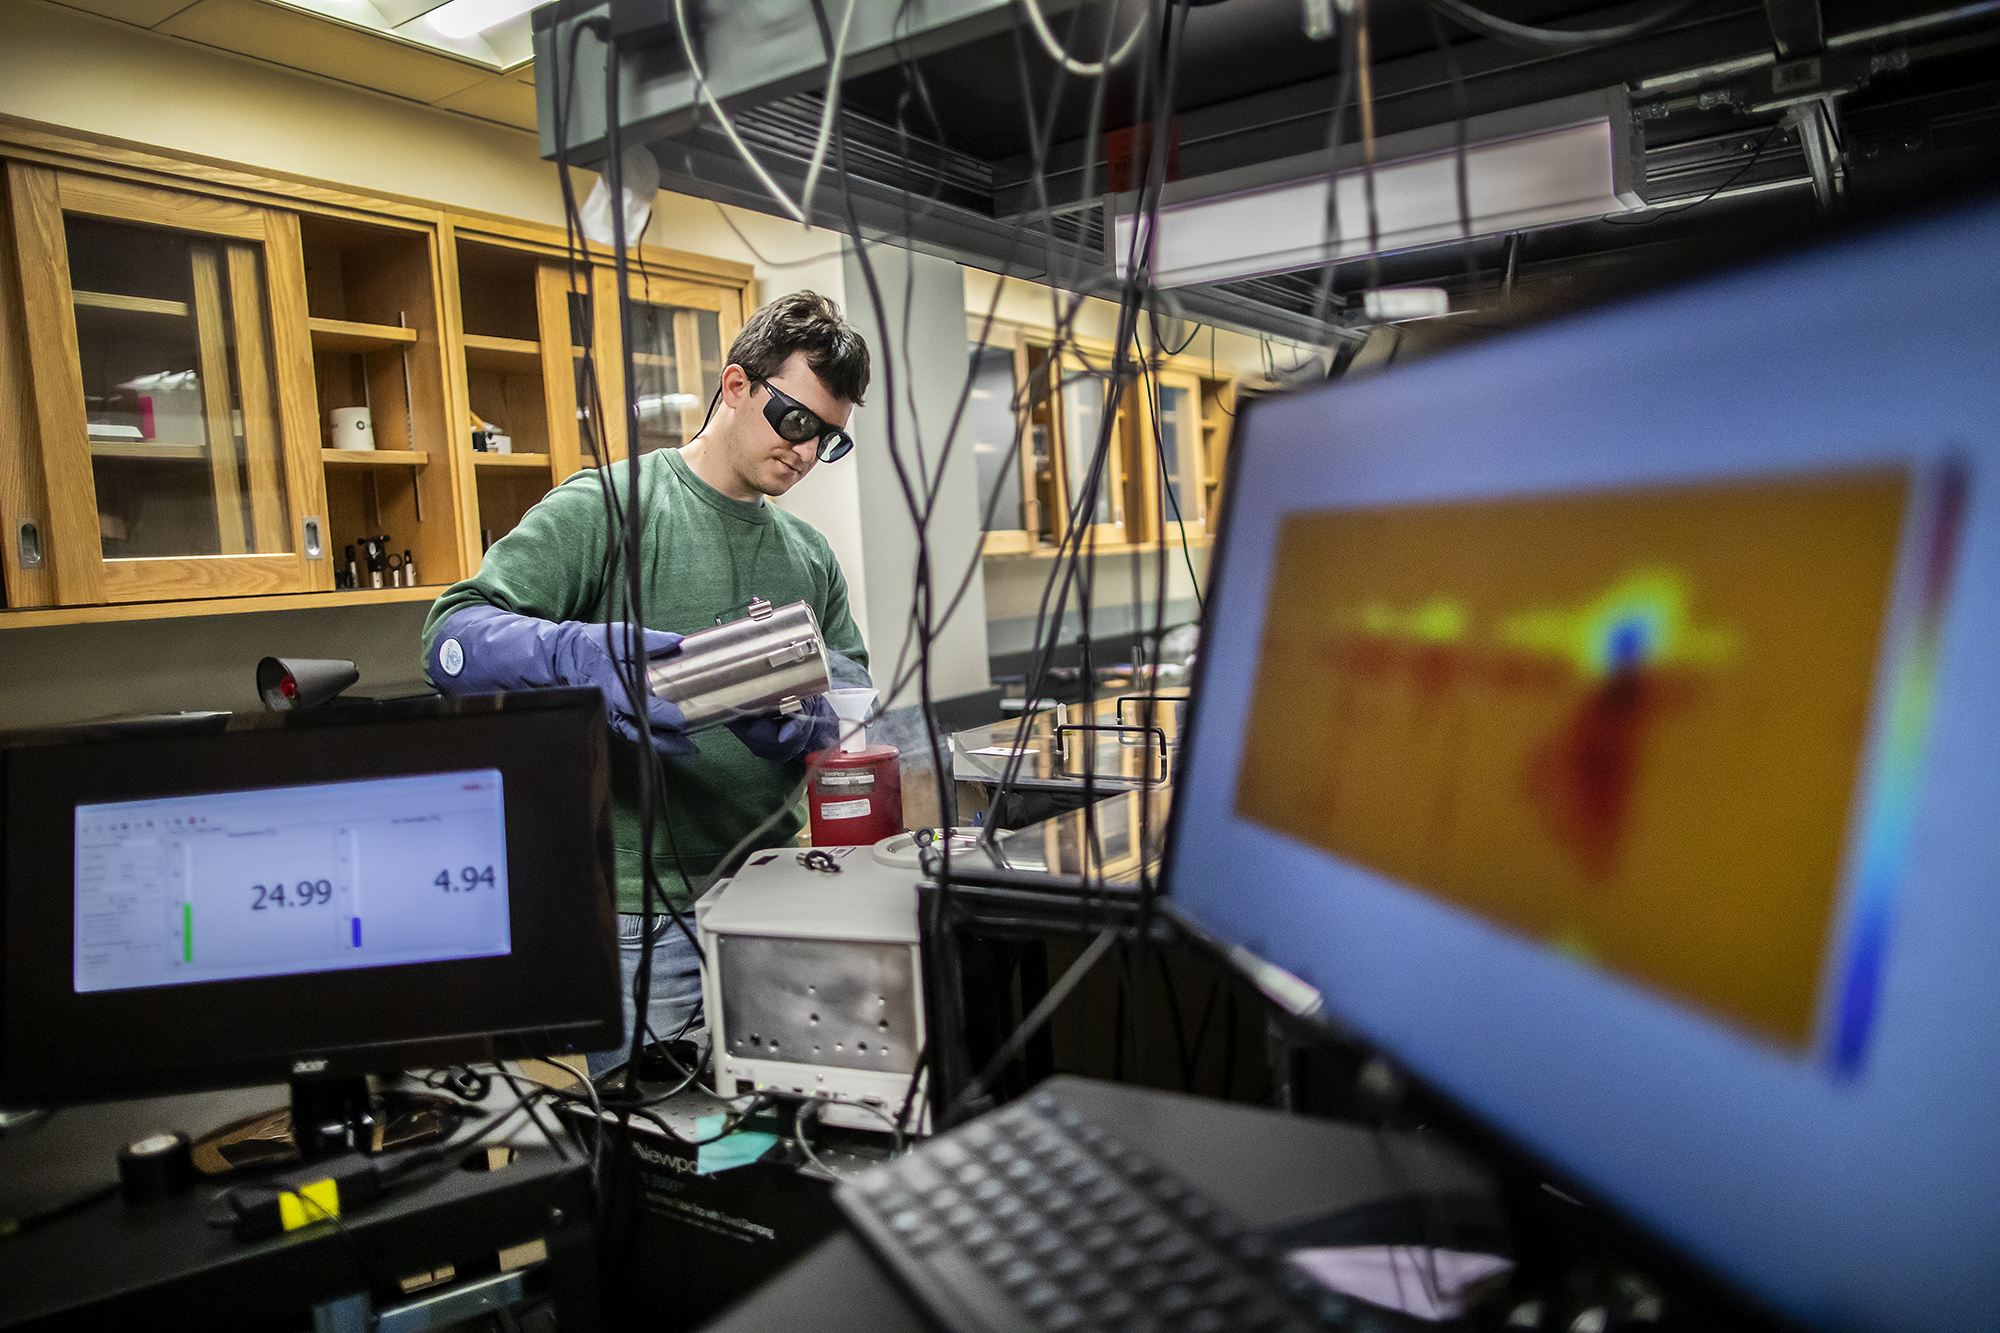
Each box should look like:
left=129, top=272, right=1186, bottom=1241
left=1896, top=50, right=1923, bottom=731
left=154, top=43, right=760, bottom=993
left=5, top=164, right=329, bottom=604
left=442, top=220, right=751, bottom=554
left=0, top=122, right=751, bottom=623
left=971, top=321, right=1236, bottom=559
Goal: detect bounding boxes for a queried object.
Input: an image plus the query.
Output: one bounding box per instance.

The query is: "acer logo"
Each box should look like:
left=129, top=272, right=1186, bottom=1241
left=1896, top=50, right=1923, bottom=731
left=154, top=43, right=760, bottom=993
left=292, top=1059, right=329, bottom=1074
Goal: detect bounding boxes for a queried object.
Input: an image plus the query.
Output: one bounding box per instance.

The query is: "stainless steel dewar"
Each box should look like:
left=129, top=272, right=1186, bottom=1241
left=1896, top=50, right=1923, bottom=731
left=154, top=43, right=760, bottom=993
left=646, top=597, right=831, bottom=732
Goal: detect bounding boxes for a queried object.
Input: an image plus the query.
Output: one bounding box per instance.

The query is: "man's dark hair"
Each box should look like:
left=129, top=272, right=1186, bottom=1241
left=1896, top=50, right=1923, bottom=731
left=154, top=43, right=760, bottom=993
left=727, top=290, right=870, bottom=406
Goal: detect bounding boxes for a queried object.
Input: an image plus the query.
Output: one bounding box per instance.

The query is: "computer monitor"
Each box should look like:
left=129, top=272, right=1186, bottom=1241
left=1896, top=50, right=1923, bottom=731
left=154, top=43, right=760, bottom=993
left=1165, top=198, right=2000, bottom=1332
left=1, top=691, right=622, bottom=1113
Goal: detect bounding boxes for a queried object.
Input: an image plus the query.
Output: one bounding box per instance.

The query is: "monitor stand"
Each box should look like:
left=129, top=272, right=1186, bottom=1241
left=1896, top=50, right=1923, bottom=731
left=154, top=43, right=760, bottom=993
left=288, top=1075, right=377, bottom=1160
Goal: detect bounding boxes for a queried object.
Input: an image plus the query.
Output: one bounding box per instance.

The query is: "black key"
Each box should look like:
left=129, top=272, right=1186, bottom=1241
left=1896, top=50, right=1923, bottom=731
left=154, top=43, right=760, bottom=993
left=1026, top=1229, right=1065, bottom=1259
left=977, top=1240, right=1019, bottom=1269
left=1022, top=1176, right=1057, bottom=1201
left=1202, top=1274, right=1252, bottom=1308
left=1146, top=1235, right=1192, bottom=1265
left=1131, top=1214, right=1169, bottom=1243
left=1051, top=1205, right=1095, bottom=1233
left=1084, top=1179, right=1123, bottom=1208
left=1153, top=1285, right=1196, bottom=1316
left=904, top=1223, right=944, bottom=1251
left=1060, top=1161, right=1101, bottom=1189
left=927, top=1187, right=964, bottom=1212
left=944, top=1203, right=980, bottom=1229
left=929, top=1139, right=971, bottom=1169
left=1006, top=1158, right=1038, bottom=1182
left=956, top=1162, right=991, bottom=1186
left=1148, top=1177, right=1186, bottom=1204
left=1116, top=1314, right=1161, bottom=1333
left=1050, top=1250, right=1087, bottom=1279
left=1079, top=1225, right=1120, bottom=1254
left=1031, top=1092, right=1059, bottom=1114
left=991, top=1195, right=1025, bottom=1221
left=875, top=1187, right=914, bottom=1213
left=986, top=1141, right=1020, bottom=1165
left=1170, top=1255, right=1218, bottom=1287
left=1184, top=1310, right=1226, bottom=1333
left=1042, top=1189, right=1077, bottom=1214
left=964, top=1123, right=1000, bottom=1148
left=1005, top=1213, right=1043, bottom=1240
left=960, top=1221, right=997, bottom=1248
left=1019, top=1280, right=1062, bottom=1313
left=973, top=1178, right=1006, bottom=1203
left=1106, top=1198, right=1146, bottom=1225
left=889, top=1209, right=927, bottom=1234
left=1128, top=1265, right=1169, bottom=1295
left=1093, top=1291, right=1135, bottom=1322
left=1104, top=1245, right=1145, bottom=1273
left=1070, top=1271, right=1110, bottom=1302
left=999, top=1258, right=1039, bottom=1289
left=1041, top=1303, right=1087, bottom=1333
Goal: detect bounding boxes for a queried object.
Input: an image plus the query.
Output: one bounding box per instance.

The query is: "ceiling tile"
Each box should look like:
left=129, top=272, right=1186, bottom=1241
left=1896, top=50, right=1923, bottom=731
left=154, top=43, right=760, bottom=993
left=48, top=0, right=202, bottom=27
left=432, top=76, right=538, bottom=130
left=157, top=0, right=489, bottom=104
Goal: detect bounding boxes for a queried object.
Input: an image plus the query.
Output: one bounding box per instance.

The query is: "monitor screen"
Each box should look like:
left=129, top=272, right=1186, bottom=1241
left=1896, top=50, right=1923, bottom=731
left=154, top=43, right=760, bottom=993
left=3, top=692, right=621, bottom=1104
left=1166, top=200, right=2000, bottom=1332
left=74, top=770, right=513, bottom=995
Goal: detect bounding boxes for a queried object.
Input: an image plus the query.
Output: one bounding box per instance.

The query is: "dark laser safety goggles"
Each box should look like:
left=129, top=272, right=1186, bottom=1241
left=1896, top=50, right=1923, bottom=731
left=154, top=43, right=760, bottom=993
left=758, top=380, right=854, bottom=463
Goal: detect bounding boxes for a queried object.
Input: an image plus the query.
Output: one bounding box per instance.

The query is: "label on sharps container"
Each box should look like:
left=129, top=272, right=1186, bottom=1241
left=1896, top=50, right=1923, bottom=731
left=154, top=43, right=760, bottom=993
left=820, top=799, right=871, bottom=820
left=820, top=769, right=875, bottom=791
left=438, top=638, right=465, bottom=677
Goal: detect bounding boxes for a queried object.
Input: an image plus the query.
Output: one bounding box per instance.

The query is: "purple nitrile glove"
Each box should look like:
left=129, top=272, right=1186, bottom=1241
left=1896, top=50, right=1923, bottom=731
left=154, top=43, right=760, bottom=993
left=726, top=693, right=839, bottom=765
left=429, top=604, right=697, bottom=757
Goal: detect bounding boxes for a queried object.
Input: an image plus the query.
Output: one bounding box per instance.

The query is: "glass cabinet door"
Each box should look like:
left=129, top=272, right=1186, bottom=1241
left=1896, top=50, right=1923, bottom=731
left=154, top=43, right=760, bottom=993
left=1054, top=350, right=1130, bottom=546
left=7, top=166, right=327, bottom=603
left=586, top=272, right=737, bottom=462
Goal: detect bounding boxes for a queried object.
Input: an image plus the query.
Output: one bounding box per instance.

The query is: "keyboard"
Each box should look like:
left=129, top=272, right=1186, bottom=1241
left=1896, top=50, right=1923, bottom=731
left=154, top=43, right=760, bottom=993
left=836, top=1090, right=1322, bottom=1333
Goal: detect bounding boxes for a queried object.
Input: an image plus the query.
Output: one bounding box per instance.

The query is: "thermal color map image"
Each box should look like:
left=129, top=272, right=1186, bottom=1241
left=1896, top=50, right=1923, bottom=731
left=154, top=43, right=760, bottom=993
left=1235, top=469, right=1909, bottom=1051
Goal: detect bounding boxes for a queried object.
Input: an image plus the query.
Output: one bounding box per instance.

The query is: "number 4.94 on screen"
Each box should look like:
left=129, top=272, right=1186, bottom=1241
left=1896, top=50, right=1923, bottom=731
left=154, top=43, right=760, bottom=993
left=437, top=865, right=496, bottom=893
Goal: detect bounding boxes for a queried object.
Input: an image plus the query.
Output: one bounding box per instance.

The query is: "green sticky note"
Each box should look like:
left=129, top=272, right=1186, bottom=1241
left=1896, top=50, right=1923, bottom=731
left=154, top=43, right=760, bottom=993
left=694, top=1113, right=780, bottom=1175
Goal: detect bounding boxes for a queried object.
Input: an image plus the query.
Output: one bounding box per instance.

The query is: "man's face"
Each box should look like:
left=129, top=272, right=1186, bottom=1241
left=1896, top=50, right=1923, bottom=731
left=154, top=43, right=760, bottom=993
left=725, top=349, right=854, bottom=499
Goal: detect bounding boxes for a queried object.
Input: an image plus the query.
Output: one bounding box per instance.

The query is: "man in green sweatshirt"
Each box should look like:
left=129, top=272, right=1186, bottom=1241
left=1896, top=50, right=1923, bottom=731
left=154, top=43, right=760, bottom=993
left=421, top=291, right=871, bottom=1072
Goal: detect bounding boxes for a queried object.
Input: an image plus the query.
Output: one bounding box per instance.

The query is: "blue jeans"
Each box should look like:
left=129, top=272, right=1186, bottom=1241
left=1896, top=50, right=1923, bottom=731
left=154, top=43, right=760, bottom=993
left=586, top=913, right=706, bottom=1078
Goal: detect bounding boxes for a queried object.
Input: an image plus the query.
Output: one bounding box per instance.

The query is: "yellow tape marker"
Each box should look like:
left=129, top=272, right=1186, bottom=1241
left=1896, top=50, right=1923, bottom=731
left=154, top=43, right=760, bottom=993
left=277, top=1178, right=341, bottom=1231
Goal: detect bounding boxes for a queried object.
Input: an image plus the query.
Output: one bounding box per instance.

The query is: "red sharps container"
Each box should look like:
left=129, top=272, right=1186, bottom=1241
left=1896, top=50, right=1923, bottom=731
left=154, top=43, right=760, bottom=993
left=807, top=744, right=903, bottom=846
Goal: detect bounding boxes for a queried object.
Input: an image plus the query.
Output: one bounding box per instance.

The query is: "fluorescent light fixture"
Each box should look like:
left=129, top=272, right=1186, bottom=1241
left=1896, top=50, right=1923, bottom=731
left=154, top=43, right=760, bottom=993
left=1361, top=288, right=1450, bottom=321
left=1114, top=91, right=1643, bottom=290
left=426, top=0, right=536, bottom=38
left=270, top=0, right=533, bottom=70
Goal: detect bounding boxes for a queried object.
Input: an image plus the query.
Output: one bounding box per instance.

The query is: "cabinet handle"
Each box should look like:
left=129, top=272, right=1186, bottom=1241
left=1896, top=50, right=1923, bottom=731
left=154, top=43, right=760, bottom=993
left=17, top=521, right=42, bottom=570
left=302, top=516, right=324, bottom=560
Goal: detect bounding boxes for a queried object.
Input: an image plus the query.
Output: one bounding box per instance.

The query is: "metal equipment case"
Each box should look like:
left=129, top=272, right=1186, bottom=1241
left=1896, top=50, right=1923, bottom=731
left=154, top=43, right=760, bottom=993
left=697, top=845, right=929, bottom=1134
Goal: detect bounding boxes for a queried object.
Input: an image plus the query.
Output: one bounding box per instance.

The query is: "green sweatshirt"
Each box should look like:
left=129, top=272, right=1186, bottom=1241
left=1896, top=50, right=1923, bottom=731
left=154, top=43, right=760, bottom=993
left=422, top=448, right=867, bottom=913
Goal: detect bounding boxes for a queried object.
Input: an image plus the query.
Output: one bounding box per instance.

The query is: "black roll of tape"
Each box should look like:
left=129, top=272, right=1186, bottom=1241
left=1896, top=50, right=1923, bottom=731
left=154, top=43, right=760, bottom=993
left=118, top=1131, right=196, bottom=1204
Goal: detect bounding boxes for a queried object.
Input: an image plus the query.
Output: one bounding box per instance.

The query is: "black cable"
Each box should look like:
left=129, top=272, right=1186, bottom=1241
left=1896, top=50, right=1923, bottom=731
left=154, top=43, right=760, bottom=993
left=1428, top=0, right=1702, bottom=51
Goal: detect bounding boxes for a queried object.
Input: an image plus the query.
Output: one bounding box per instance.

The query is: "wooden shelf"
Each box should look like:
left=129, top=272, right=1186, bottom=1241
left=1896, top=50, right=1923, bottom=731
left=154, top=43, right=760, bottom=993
left=89, top=441, right=205, bottom=460
left=74, top=290, right=188, bottom=317
left=0, top=584, right=441, bottom=630
left=308, top=317, right=418, bottom=355
left=473, top=451, right=550, bottom=469
left=322, top=448, right=430, bottom=467
left=462, top=334, right=542, bottom=373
